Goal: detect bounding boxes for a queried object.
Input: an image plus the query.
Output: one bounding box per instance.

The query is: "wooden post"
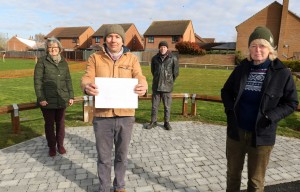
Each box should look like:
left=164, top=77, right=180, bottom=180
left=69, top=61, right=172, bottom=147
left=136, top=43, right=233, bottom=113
left=182, top=93, right=189, bottom=116
left=83, top=96, right=94, bottom=123
left=83, top=96, right=89, bottom=122
left=191, top=94, right=197, bottom=116
left=11, top=104, right=20, bottom=134
left=88, top=96, right=94, bottom=123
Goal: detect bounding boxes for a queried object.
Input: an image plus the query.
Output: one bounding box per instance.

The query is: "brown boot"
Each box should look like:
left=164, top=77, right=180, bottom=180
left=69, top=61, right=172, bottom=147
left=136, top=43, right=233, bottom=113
left=114, top=189, right=126, bottom=192
left=58, top=146, right=66, bottom=154
left=49, top=147, right=56, bottom=157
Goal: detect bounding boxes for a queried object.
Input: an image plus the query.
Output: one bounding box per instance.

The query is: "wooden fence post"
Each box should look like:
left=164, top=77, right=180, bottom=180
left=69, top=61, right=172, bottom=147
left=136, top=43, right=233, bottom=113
left=83, top=96, right=94, bottom=123
left=11, top=104, right=20, bottom=134
left=182, top=93, right=189, bottom=116
left=191, top=94, right=197, bottom=116
left=83, top=96, right=89, bottom=122
left=88, top=96, right=94, bottom=123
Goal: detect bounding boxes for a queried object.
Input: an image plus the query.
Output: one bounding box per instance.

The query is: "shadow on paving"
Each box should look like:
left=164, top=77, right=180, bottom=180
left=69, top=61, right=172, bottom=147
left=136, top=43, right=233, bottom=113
left=1, top=135, right=100, bottom=192
left=2, top=126, right=299, bottom=192
left=2, top=130, right=202, bottom=191
left=67, top=131, right=201, bottom=191
left=241, top=180, right=300, bottom=192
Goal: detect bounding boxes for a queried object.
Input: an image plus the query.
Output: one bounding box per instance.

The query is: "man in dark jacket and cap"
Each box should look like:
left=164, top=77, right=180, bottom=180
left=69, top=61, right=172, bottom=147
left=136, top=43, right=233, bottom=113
left=145, top=41, right=179, bottom=130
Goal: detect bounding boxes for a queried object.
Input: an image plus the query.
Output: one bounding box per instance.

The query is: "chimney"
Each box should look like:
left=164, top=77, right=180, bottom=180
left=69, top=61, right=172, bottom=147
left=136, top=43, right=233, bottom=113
left=278, top=0, right=289, bottom=57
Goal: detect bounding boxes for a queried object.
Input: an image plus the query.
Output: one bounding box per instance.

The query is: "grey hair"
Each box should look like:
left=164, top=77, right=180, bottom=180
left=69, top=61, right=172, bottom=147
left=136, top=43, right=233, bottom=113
left=45, top=37, right=63, bottom=53
left=247, top=39, right=277, bottom=61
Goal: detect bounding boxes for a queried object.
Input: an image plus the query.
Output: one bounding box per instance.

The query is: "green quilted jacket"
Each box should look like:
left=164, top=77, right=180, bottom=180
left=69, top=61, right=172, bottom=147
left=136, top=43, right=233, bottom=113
left=34, top=55, right=74, bottom=109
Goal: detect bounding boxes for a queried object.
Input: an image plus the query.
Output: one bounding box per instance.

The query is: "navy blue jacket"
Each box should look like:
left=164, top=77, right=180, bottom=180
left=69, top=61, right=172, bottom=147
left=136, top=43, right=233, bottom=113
left=221, top=58, right=298, bottom=146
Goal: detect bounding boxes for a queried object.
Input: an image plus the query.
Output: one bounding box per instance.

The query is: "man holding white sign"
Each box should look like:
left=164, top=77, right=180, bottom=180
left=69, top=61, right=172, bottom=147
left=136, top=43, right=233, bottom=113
left=81, top=24, right=147, bottom=192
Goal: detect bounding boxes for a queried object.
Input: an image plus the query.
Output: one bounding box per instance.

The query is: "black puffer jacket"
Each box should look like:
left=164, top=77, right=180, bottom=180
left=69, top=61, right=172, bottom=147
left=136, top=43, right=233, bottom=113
left=151, top=51, right=179, bottom=92
left=34, top=55, right=74, bottom=109
left=221, top=58, right=298, bottom=146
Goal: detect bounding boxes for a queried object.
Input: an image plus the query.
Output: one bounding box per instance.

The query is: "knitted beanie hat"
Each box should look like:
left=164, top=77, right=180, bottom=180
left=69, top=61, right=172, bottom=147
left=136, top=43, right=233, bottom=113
left=104, top=24, right=125, bottom=43
left=158, top=41, right=168, bottom=48
left=248, top=26, right=274, bottom=47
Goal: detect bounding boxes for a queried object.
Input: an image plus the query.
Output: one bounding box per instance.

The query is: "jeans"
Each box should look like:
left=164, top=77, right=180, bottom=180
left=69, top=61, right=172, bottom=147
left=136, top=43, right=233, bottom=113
left=41, top=108, right=66, bottom=148
left=93, top=116, right=134, bottom=192
left=226, top=129, right=273, bottom=192
left=151, top=91, right=172, bottom=123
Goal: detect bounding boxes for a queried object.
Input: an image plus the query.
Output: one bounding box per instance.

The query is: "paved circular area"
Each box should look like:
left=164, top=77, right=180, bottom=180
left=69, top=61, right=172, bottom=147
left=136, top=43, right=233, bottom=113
left=0, top=121, right=299, bottom=192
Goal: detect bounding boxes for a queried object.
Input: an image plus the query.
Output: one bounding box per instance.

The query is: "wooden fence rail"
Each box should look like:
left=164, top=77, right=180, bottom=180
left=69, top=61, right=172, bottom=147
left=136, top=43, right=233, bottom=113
left=0, top=94, right=299, bottom=134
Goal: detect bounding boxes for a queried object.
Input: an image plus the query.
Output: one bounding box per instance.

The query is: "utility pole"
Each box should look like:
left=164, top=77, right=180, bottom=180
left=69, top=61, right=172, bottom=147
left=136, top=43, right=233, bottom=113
left=6, top=33, right=8, bottom=51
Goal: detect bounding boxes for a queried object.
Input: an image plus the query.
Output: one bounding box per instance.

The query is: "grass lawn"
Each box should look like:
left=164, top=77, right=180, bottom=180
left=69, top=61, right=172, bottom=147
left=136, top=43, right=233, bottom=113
left=0, top=59, right=299, bottom=149
left=0, top=58, right=78, bottom=71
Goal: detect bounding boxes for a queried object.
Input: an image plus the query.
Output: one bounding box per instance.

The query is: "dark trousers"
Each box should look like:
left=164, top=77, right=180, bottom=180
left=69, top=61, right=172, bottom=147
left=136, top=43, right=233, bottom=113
left=151, top=91, right=172, bottom=123
left=226, top=129, right=273, bottom=192
left=41, top=108, right=66, bottom=148
left=93, top=116, right=134, bottom=192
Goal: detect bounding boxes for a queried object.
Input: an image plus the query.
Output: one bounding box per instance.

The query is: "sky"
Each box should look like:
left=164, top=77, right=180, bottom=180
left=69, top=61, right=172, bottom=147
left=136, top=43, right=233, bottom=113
left=1, top=0, right=300, bottom=42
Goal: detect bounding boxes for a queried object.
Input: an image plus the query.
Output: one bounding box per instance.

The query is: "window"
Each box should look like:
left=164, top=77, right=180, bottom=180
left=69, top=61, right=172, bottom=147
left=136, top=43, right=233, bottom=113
left=72, top=38, right=77, bottom=43
left=95, top=36, right=100, bottom=43
left=148, top=36, right=154, bottom=43
left=172, top=36, right=180, bottom=43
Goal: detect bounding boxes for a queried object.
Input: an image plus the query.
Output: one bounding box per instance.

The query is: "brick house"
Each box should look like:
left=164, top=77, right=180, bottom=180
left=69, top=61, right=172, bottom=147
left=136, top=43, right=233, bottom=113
left=143, top=20, right=196, bottom=51
left=45, top=26, right=94, bottom=50
left=236, top=0, right=300, bottom=60
left=92, top=23, right=144, bottom=51
left=6, top=36, right=39, bottom=51
left=195, top=33, right=215, bottom=44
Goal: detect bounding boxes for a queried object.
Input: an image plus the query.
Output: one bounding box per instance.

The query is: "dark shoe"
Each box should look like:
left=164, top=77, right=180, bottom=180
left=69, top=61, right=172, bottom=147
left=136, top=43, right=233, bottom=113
left=164, top=122, right=172, bottom=130
left=49, top=147, right=56, bottom=157
left=145, top=122, right=157, bottom=129
left=114, top=190, right=126, bottom=192
left=58, top=146, right=66, bottom=154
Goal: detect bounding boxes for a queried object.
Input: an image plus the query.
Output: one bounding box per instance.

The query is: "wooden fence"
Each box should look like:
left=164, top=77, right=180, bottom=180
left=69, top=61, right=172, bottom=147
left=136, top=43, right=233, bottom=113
left=139, top=61, right=235, bottom=70
left=0, top=93, right=299, bottom=134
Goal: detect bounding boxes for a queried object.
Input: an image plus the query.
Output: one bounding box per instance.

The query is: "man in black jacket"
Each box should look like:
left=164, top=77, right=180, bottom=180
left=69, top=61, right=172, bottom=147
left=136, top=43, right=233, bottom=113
left=145, top=41, right=179, bottom=130
left=221, top=26, right=299, bottom=192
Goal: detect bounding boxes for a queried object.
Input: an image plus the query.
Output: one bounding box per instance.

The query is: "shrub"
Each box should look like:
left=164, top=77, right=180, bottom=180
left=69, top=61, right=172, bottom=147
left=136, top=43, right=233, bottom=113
left=234, top=51, right=245, bottom=65
left=283, top=60, right=300, bottom=72
left=175, top=41, right=206, bottom=55
left=206, top=50, right=236, bottom=54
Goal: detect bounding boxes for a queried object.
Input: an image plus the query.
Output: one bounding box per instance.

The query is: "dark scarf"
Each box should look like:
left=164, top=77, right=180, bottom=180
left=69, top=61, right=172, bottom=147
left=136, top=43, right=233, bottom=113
left=159, top=50, right=171, bottom=61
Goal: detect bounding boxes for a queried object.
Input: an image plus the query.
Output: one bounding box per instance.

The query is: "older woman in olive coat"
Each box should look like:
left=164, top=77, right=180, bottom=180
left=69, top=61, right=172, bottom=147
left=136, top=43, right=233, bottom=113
left=34, top=37, right=74, bottom=157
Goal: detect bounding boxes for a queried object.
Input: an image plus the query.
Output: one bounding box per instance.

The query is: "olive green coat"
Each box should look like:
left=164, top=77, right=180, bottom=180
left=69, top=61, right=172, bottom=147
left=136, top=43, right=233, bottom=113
left=34, top=55, right=74, bottom=109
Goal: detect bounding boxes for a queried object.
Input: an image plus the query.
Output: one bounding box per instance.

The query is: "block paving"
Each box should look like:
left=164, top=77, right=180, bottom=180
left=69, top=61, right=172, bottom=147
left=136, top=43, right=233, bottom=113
left=0, top=121, right=300, bottom=192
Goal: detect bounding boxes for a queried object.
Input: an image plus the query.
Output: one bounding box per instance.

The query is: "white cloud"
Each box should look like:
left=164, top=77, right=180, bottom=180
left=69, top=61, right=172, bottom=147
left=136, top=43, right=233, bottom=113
left=1, top=0, right=299, bottom=42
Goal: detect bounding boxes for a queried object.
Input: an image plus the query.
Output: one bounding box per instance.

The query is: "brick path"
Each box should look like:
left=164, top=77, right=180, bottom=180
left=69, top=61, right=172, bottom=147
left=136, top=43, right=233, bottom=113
left=0, top=121, right=299, bottom=192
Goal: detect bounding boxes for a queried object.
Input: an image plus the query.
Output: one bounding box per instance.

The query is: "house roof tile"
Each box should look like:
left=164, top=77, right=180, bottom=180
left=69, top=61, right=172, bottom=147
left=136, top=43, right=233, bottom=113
left=236, top=1, right=300, bottom=29
left=16, top=37, right=37, bottom=48
left=93, top=23, right=133, bottom=36
left=143, top=20, right=191, bottom=36
left=46, top=26, right=91, bottom=38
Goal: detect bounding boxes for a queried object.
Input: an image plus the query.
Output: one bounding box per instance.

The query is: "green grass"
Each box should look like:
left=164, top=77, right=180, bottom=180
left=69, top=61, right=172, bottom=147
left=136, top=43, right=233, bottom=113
left=0, top=58, right=78, bottom=71
left=0, top=61, right=300, bottom=149
left=0, top=58, right=37, bottom=70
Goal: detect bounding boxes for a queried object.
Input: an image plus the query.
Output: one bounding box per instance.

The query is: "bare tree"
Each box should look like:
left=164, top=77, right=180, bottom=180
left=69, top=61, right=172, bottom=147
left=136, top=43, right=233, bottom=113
left=34, top=33, right=46, bottom=42
left=0, top=33, right=8, bottom=50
